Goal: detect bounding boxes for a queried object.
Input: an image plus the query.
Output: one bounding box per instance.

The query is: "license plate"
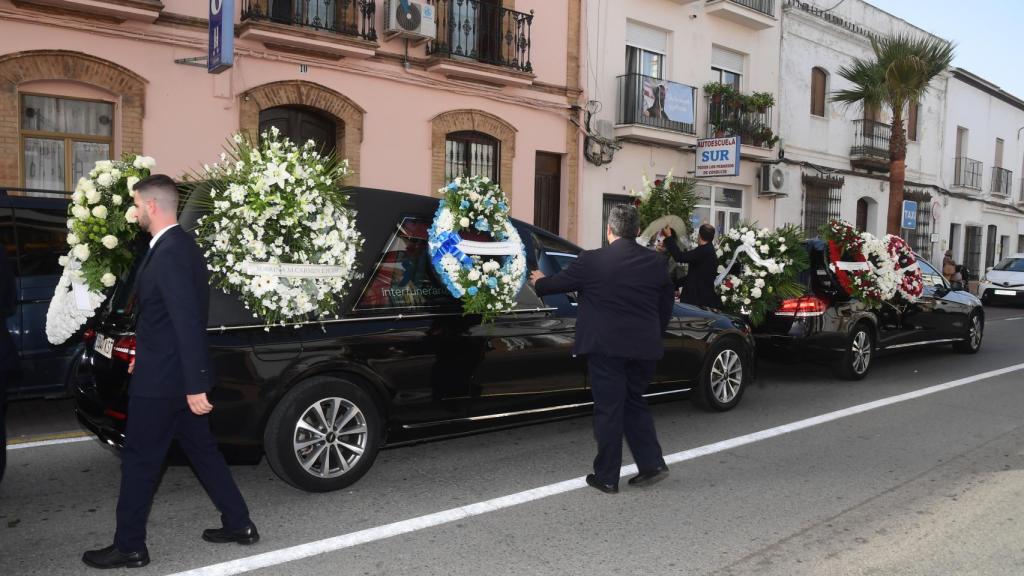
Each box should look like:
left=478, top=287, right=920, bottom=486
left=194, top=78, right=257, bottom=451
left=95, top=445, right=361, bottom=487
left=995, top=289, right=1017, bottom=296
left=95, top=334, right=114, bottom=359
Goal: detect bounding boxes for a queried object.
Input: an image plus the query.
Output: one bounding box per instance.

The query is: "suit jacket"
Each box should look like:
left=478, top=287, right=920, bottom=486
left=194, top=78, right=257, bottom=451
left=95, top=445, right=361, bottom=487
left=665, top=241, right=721, bottom=309
left=535, top=238, right=674, bottom=360
left=131, top=226, right=211, bottom=398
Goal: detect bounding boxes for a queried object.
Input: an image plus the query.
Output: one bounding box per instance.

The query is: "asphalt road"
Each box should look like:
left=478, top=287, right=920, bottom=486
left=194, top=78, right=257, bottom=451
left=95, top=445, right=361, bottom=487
left=3, top=306, right=1024, bottom=576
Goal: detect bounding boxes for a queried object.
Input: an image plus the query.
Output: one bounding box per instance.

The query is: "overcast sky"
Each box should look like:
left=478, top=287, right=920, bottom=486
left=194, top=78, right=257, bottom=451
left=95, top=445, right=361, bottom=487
left=862, top=0, right=1024, bottom=99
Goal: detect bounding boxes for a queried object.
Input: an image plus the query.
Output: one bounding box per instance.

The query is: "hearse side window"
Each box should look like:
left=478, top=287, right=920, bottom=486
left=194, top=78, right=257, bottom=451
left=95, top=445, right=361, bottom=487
left=1, top=208, right=15, bottom=273
left=353, top=217, right=462, bottom=313
left=13, top=208, right=67, bottom=277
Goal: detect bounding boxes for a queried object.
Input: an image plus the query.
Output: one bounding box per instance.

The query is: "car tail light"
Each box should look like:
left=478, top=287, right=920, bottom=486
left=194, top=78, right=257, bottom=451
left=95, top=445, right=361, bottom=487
left=112, top=335, right=136, bottom=362
left=776, top=296, right=828, bottom=318
left=83, top=328, right=96, bottom=344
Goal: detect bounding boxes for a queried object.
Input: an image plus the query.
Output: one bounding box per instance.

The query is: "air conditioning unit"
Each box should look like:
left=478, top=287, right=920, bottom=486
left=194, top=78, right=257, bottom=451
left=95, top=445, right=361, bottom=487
left=759, top=163, right=787, bottom=197
left=384, top=0, right=437, bottom=41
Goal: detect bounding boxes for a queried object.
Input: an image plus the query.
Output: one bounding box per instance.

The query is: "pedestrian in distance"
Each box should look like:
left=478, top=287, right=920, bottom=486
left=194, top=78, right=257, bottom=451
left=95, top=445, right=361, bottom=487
left=83, top=174, right=258, bottom=570
left=660, top=223, right=722, bottom=309
left=530, top=204, right=673, bottom=493
left=942, top=250, right=957, bottom=283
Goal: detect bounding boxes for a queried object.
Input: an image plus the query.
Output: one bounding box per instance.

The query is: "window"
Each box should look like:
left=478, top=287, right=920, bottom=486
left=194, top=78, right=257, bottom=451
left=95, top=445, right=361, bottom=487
left=1000, top=235, right=1010, bottom=262
left=711, top=46, right=744, bottom=90
left=855, top=198, right=869, bottom=232
left=949, top=223, right=962, bottom=261
left=955, top=126, right=968, bottom=157
left=601, top=194, right=632, bottom=247
left=994, top=257, right=1024, bottom=272
left=354, top=218, right=461, bottom=313
left=20, top=94, right=114, bottom=192
left=810, top=67, right=827, bottom=117
left=917, top=259, right=946, bottom=288
left=964, top=225, right=982, bottom=274
left=626, top=21, right=667, bottom=79
left=995, top=138, right=1004, bottom=168
left=803, top=182, right=841, bottom=236
left=1018, top=234, right=1024, bottom=254
left=907, top=101, right=919, bottom=142
left=693, top=184, right=744, bottom=236
left=445, top=131, right=499, bottom=184
left=12, top=207, right=68, bottom=277
left=985, top=224, right=998, bottom=270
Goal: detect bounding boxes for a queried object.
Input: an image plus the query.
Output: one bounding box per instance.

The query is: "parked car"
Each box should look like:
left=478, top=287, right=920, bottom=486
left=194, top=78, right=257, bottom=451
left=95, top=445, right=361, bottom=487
left=978, top=254, right=1024, bottom=305
left=1, top=188, right=83, bottom=399
left=74, top=189, right=756, bottom=492
left=754, top=239, right=983, bottom=380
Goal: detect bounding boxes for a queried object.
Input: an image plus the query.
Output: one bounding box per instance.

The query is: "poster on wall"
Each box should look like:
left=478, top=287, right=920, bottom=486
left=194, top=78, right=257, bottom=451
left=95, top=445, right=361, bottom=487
left=695, top=137, right=741, bottom=178
left=642, top=78, right=695, bottom=125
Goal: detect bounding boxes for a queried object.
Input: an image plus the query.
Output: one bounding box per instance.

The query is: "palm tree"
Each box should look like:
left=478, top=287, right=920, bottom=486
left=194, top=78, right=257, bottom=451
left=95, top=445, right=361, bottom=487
left=833, top=33, right=955, bottom=235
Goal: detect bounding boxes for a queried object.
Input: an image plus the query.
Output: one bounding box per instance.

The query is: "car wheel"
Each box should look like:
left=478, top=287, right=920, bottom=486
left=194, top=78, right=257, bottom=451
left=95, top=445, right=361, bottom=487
left=981, top=292, right=991, bottom=306
left=264, top=376, right=382, bottom=492
left=694, top=338, right=748, bottom=412
left=953, top=313, right=984, bottom=354
left=834, top=324, right=873, bottom=381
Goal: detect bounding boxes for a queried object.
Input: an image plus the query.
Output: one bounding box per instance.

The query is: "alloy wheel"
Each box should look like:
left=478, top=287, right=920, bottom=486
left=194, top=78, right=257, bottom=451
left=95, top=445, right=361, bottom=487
left=852, top=331, right=871, bottom=375
left=293, top=397, right=368, bottom=479
left=970, top=315, right=983, bottom=349
left=710, top=349, right=743, bottom=403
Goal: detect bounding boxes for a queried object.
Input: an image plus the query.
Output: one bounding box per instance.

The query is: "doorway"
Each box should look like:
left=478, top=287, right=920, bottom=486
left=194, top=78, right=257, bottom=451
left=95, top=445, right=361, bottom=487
left=533, top=152, right=562, bottom=235
left=259, top=106, right=338, bottom=155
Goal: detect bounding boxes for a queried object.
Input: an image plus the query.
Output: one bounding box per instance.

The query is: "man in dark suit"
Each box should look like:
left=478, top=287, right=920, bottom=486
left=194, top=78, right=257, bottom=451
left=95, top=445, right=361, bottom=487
left=83, top=175, right=257, bottom=570
left=0, top=248, right=16, bottom=484
left=662, top=223, right=721, bottom=309
left=530, top=204, right=674, bottom=493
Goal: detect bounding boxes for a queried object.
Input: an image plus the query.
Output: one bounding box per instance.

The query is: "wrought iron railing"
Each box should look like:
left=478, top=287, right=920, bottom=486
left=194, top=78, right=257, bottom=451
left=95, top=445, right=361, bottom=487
left=241, top=0, right=377, bottom=41
left=427, top=0, right=533, bottom=72
left=722, top=0, right=775, bottom=17
left=617, top=74, right=697, bottom=136
left=705, top=96, right=775, bottom=148
left=954, top=156, right=983, bottom=190
left=991, top=167, right=1013, bottom=197
left=850, top=119, right=890, bottom=163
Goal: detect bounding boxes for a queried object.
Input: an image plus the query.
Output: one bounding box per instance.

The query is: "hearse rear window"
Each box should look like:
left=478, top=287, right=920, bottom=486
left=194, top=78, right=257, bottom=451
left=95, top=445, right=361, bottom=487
left=353, top=218, right=461, bottom=313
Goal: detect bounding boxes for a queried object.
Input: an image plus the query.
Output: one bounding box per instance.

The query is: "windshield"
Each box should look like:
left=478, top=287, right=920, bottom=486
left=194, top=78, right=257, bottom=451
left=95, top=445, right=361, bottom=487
left=993, top=258, right=1024, bottom=272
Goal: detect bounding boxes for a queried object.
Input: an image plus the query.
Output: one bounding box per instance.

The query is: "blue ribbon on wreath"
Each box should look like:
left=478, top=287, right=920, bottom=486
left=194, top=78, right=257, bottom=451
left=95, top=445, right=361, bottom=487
left=430, top=230, right=474, bottom=271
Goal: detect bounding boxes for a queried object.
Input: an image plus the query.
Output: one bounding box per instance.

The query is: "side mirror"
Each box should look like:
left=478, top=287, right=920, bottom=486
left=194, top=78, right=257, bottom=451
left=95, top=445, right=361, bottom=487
left=949, top=280, right=965, bottom=292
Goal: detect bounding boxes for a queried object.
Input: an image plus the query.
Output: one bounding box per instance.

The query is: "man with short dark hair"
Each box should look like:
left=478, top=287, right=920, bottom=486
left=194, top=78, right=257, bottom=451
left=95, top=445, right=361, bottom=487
left=530, top=204, right=674, bottom=493
left=83, top=174, right=257, bottom=570
left=661, top=223, right=721, bottom=309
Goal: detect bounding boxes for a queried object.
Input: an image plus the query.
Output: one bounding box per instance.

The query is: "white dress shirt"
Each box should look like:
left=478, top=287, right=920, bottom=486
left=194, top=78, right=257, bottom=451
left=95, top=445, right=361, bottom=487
left=149, top=223, right=179, bottom=249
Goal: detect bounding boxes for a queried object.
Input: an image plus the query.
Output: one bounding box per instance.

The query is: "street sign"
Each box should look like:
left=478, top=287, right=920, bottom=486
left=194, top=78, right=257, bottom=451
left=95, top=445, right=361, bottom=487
left=902, top=199, right=918, bottom=230
left=208, top=0, right=234, bottom=74
left=695, top=137, right=740, bottom=178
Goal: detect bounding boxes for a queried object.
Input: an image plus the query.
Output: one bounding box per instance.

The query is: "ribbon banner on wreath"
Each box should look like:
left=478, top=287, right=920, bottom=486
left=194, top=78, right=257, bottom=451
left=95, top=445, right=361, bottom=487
left=428, top=175, right=527, bottom=322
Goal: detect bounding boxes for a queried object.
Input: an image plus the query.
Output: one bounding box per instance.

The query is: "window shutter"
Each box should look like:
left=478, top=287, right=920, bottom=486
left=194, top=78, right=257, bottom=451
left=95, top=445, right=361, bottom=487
left=626, top=21, right=667, bottom=54
left=711, top=46, right=744, bottom=72
left=811, top=68, right=826, bottom=117
left=907, top=101, right=919, bottom=141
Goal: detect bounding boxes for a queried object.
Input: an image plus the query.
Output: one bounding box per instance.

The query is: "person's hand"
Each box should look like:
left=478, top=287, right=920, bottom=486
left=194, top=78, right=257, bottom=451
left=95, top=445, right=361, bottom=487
left=187, top=393, right=214, bottom=415
left=128, top=356, right=135, bottom=374
left=529, top=270, right=545, bottom=285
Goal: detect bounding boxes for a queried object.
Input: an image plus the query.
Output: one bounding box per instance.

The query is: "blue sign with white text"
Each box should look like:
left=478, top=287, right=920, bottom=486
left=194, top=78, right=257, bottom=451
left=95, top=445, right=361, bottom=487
left=208, top=0, right=234, bottom=74
left=902, top=200, right=918, bottom=230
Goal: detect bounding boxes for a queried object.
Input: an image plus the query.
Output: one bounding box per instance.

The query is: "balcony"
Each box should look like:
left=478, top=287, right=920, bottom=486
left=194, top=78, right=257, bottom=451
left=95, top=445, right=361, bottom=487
left=239, top=0, right=378, bottom=60
left=615, top=74, right=698, bottom=147
left=15, top=0, right=163, bottom=22
left=705, top=90, right=776, bottom=154
left=706, top=0, right=776, bottom=30
left=991, top=167, right=1013, bottom=197
left=426, top=0, right=534, bottom=85
left=850, top=119, right=890, bottom=173
left=953, top=157, right=983, bottom=191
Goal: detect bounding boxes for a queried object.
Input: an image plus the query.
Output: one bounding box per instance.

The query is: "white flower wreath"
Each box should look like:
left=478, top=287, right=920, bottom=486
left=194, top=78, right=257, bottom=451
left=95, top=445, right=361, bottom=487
left=428, top=175, right=527, bottom=321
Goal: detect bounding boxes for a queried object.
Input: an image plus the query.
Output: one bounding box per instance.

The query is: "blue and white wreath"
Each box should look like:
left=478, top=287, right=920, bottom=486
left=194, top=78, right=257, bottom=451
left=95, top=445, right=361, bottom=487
left=428, top=175, right=527, bottom=321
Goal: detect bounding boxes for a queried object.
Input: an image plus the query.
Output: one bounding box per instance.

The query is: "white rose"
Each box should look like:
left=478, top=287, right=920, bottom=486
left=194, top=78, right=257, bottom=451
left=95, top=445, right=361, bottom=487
left=760, top=245, right=770, bottom=254
left=127, top=176, right=140, bottom=194
left=95, top=160, right=113, bottom=172
left=755, top=279, right=765, bottom=288
left=717, top=265, right=726, bottom=274
left=459, top=217, right=470, bottom=228
left=58, top=255, right=69, bottom=267
left=72, top=205, right=90, bottom=220
left=133, top=156, right=156, bottom=170
left=468, top=270, right=481, bottom=281
left=101, top=273, right=116, bottom=287
left=112, top=195, right=123, bottom=206
left=92, top=205, right=108, bottom=219
left=71, top=191, right=84, bottom=205
left=67, top=233, right=80, bottom=246
left=779, top=244, right=787, bottom=253
left=125, top=206, right=139, bottom=224
left=86, top=189, right=102, bottom=205
left=101, top=235, right=118, bottom=249
left=751, top=287, right=763, bottom=299
left=743, top=298, right=751, bottom=305
left=96, top=173, right=113, bottom=187
left=73, top=244, right=90, bottom=261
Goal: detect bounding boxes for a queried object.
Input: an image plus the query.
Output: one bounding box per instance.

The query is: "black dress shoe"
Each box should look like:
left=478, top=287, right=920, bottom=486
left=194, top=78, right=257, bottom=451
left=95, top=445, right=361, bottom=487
left=585, top=474, right=619, bottom=494
left=202, top=522, right=260, bottom=545
left=82, top=545, right=150, bottom=569
left=628, top=465, right=670, bottom=487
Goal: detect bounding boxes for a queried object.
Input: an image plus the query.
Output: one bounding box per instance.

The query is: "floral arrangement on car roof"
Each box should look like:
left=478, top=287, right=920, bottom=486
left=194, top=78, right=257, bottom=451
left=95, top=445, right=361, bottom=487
left=191, top=127, right=363, bottom=330
left=45, top=155, right=156, bottom=345
left=715, top=223, right=809, bottom=326
left=820, top=219, right=902, bottom=309
left=427, top=175, right=527, bottom=322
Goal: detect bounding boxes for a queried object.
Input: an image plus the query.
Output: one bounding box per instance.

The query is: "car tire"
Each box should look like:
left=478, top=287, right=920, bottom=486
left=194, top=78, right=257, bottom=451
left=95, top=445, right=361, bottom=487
left=693, top=338, right=748, bottom=412
left=833, top=323, right=873, bottom=381
left=264, top=376, right=382, bottom=492
left=981, top=292, right=991, bottom=306
left=953, top=312, right=984, bottom=354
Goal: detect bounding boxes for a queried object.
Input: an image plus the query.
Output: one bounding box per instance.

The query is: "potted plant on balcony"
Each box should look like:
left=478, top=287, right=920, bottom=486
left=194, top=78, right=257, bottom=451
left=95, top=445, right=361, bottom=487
left=749, top=92, right=775, bottom=114
left=749, top=124, right=779, bottom=148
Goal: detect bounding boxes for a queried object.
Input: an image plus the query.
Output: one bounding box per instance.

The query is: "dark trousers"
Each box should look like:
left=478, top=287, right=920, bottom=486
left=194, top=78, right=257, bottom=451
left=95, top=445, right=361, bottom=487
left=114, top=396, right=250, bottom=552
left=588, top=354, right=666, bottom=485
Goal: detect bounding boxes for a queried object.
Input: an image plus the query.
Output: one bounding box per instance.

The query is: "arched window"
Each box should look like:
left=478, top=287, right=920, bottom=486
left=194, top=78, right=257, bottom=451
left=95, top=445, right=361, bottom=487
left=811, top=67, right=827, bottom=117
left=445, top=131, right=499, bottom=183
left=259, top=106, right=337, bottom=155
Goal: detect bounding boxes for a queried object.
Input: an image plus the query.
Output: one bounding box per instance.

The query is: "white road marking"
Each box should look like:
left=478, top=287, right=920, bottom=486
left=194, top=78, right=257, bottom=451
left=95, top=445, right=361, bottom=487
left=8, top=435, right=93, bottom=450
left=164, top=362, right=1024, bottom=576
left=998, top=316, right=1024, bottom=321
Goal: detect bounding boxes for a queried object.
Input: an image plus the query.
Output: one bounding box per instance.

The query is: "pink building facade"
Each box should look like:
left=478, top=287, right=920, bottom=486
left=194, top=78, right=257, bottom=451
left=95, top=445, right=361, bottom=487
left=0, top=0, right=583, bottom=239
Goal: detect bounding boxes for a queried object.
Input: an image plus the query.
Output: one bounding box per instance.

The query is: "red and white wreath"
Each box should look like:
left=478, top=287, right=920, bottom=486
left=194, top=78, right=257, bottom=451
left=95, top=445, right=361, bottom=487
left=885, top=234, right=924, bottom=301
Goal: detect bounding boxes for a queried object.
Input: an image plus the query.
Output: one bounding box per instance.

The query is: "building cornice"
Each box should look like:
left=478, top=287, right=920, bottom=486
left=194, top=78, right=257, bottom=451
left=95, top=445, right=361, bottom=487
left=951, top=68, right=1024, bottom=114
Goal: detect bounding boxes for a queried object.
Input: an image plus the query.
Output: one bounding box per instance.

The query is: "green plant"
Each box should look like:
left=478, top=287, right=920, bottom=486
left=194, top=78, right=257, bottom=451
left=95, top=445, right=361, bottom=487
left=749, top=91, right=776, bottom=111
left=634, top=172, right=699, bottom=234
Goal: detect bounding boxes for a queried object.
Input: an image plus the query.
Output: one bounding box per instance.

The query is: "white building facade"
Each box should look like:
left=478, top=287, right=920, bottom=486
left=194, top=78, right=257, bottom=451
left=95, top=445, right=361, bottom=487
left=580, top=0, right=782, bottom=248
